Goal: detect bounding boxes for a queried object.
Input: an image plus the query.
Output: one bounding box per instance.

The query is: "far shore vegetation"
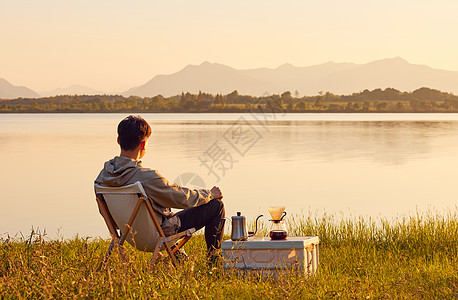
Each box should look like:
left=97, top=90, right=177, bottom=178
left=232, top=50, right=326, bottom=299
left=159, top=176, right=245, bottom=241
left=2, top=87, right=458, bottom=113
left=1, top=210, right=457, bottom=298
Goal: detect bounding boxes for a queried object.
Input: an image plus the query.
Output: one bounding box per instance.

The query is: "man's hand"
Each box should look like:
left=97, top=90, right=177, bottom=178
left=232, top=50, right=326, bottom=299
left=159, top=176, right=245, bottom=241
left=211, top=186, right=223, bottom=200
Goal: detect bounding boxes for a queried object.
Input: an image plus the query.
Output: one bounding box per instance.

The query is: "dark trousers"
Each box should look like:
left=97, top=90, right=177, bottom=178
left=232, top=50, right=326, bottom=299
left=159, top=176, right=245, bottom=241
left=176, top=199, right=225, bottom=256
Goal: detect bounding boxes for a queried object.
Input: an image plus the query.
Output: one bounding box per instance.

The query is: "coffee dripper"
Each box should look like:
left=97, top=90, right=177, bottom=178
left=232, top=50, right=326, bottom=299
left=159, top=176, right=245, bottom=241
left=267, top=206, right=288, bottom=240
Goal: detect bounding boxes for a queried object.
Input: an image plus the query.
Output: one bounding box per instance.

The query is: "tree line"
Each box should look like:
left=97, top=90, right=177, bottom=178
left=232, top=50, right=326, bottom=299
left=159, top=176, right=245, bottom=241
left=1, top=87, right=458, bottom=113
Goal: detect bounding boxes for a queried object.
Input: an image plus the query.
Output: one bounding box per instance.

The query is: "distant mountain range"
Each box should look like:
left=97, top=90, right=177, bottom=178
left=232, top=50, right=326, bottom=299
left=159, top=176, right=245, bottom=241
left=39, top=85, right=104, bottom=97
left=0, top=80, right=103, bottom=99
left=0, top=78, right=40, bottom=99
left=124, top=57, right=458, bottom=97
left=2, top=57, right=458, bottom=99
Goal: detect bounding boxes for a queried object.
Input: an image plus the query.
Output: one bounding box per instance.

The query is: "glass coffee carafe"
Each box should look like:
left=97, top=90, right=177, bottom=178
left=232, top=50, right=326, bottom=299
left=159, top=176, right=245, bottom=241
left=267, top=206, right=288, bottom=240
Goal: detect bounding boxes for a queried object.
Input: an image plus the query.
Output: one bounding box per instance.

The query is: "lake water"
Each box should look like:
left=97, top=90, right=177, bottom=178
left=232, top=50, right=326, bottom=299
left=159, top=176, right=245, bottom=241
left=1, top=113, right=457, bottom=239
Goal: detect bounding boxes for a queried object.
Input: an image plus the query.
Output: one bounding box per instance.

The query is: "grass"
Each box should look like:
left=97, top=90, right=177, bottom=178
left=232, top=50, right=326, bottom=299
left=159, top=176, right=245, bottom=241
left=1, top=210, right=457, bottom=299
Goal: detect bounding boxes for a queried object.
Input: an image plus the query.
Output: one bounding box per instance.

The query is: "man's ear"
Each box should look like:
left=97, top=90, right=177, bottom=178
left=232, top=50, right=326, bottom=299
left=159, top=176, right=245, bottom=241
left=117, top=137, right=120, bottom=145
left=140, top=140, right=147, bottom=150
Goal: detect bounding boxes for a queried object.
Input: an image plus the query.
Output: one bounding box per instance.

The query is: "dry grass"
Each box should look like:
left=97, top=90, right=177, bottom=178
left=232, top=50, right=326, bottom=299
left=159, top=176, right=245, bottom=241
left=1, top=210, right=457, bottom=299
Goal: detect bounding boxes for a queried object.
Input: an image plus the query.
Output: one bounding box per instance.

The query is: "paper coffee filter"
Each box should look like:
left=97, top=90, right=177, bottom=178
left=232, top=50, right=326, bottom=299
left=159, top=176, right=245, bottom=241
left=268, top=206, right=285, bottom=220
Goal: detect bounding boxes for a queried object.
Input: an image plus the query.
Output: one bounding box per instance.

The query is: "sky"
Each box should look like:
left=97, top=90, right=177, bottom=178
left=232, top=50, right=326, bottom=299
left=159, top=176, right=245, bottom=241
left=1, top=0, right=458, bottom=93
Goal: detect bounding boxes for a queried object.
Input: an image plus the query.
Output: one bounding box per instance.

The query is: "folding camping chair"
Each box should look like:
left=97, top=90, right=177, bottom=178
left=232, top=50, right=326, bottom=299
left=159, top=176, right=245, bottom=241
left=94, top=181, right=195, bottom=266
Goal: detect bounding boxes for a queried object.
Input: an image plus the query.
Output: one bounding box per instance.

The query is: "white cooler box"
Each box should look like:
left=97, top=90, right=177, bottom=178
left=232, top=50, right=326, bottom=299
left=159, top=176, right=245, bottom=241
left=222, top=236, right=319, bottom=275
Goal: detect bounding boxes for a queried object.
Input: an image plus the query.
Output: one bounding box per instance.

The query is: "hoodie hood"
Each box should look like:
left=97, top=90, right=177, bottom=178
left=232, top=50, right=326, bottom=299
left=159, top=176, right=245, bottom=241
left=95, top=156, right=142, bottom=186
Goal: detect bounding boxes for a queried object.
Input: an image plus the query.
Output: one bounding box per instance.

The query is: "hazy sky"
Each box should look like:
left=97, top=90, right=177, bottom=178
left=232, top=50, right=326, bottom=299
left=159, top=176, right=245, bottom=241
left=2, top=0, right=458, bottom=93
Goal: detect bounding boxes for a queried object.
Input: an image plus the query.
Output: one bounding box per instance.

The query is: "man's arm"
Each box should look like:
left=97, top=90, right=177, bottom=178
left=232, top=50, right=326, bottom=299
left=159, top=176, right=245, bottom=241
left=141, top=170, right=222, bottom=210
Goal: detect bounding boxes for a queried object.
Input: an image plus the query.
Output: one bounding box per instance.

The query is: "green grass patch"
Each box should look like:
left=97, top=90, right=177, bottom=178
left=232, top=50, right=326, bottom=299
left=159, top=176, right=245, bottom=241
left=1, top=210, right=457, bottom=299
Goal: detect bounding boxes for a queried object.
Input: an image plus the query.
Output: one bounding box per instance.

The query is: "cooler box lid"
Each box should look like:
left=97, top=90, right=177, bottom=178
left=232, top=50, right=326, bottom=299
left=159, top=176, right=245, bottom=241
left=222, top=236, right=319, bottom=250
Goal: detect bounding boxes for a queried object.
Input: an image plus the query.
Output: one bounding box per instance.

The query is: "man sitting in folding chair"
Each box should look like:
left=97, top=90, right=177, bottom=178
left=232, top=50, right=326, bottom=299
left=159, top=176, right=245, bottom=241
left=95, top=115, right=225, bottom=265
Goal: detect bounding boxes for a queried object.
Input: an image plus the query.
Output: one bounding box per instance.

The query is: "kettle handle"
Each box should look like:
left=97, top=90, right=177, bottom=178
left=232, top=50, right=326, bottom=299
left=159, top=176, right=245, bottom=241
left=247, top=214, right=263, bottom=238
left=280, top=211, right=287, bottom=221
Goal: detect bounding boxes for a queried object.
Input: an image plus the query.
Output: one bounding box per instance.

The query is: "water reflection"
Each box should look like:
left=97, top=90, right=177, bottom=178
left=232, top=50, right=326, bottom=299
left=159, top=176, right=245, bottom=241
left=0, top=114, right=457, bottom=239
left=147, top=119, right=458, bottom=166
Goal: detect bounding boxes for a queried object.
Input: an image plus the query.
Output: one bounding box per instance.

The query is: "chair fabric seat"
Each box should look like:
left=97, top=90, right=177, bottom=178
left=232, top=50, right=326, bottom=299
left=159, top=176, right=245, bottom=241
left=95, top=181, right=194, bottom=266
left=95, top=182, right=162, bottom=252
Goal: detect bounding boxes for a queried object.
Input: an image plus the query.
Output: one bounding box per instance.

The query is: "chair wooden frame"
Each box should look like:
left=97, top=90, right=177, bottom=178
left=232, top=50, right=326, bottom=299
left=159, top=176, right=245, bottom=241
left=94, top=181, right=195, bottom=267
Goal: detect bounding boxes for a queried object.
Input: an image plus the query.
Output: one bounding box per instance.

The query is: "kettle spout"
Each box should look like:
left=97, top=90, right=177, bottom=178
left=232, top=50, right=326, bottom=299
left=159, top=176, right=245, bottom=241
left=248, top=214, right=263, bottom=238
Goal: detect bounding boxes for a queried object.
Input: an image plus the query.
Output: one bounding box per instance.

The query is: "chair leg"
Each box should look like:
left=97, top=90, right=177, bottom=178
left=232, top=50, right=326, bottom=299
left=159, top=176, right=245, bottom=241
left=97, top=239, right=115, bottom=270
left=149, top=230, right=196, bottom=266
left=164, top=243, right=178, bottom=266
left=149, top=240, right=182, bottom=266
left=100, top=237, right=128, bottom=266
left=172, top=236, right=191, bottom=254
left=150, top=246, right=163, bottom=265
left=117, top=243, right=128, bottom=263
left=107, top=238, right=115, bottom=256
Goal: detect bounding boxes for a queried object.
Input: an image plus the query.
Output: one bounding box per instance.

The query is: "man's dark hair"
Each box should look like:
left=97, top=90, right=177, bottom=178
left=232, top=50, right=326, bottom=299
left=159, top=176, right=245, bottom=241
left=117, top=115, right=152, bottom=150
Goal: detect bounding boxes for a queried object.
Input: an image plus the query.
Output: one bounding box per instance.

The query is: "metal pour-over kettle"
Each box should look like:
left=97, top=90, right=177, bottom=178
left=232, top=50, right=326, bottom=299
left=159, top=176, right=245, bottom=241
left=230, top=212, right=263, bottom=241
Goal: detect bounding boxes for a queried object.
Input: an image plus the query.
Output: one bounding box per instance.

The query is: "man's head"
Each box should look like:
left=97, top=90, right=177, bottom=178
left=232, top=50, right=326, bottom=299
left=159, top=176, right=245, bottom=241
left=117, top=115, right=152, bottom=152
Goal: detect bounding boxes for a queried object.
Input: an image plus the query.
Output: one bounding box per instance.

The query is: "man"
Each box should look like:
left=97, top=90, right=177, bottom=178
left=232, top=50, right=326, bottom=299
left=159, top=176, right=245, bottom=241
left=95, top=115, right=225, bottom=262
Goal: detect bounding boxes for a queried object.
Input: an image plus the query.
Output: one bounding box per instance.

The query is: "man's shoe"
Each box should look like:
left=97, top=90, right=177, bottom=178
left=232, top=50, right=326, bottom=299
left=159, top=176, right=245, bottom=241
left=207, top=253, right=222, bottom=268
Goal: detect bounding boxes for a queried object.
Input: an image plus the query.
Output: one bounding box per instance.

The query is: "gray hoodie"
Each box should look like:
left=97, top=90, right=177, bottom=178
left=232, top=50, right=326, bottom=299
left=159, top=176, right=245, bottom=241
left=95, top=156, right=212, bottom=220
